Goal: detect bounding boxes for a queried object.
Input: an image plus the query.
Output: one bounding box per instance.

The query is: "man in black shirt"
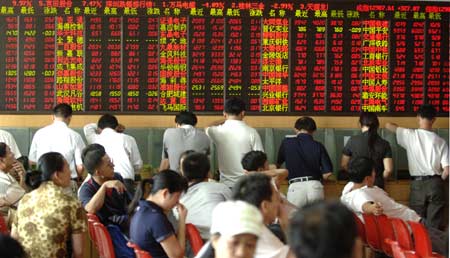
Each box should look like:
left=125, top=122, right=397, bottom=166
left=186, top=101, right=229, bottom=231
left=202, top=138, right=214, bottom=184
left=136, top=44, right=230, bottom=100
left=277, top=117, right=333, bottom=207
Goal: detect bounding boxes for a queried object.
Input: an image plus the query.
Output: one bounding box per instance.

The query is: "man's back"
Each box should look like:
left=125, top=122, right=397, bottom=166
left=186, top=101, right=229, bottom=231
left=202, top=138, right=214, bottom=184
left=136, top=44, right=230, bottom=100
left=206, top=120, right=263, bottom=187
left=29, top=121, right=85, bottom=178
left=162, top=126, right=210, bottom=171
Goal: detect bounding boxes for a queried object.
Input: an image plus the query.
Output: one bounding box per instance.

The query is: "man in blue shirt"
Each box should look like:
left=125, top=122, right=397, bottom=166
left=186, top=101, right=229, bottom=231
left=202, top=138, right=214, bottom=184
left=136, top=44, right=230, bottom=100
left=277, top=117, right=333, bottom=207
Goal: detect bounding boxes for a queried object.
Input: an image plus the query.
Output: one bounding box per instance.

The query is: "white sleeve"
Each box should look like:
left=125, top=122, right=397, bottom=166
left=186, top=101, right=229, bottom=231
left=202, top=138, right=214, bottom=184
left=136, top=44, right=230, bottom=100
left=396, top=127, right=412, bottom=149
left=351, top=191, right=374, bottom=213
left=205, top=126, right=216, bottom=142
left=0, top=176, right=25, bottom=207
left=28, top=132, right=39, bottom=162
left=128, top=137, right=143, bottom=172
left=441, top=142, right=449, bottom=168
left=251, top=130, right=264, bottom=152
left=74, top=133, right=86, bottom=166
left=83, top=123, right=98, bottom=144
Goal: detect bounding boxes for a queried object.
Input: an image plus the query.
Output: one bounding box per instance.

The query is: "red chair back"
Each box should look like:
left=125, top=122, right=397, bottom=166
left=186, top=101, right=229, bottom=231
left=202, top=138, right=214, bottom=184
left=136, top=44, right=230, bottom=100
left=375, top=215, right=396, bottom=256
left=353, top=214, right=366, bottom=244
left=386, top=239, right=406, bottom=258
left=362, top=214, right=382, bottom=252
left=390, top=218, right=413, bottom=250
left=87, top=213, right=100, bottom=222
left=93, top=222, right=116, bottom=258
left=87, top=219, right=98, bottom=245
left=407, top=221, right=435, bottom=258
left=186, top=223, right=204, bottom=255
left=135, top=249, right=153, bottom=258
left=0, top=216, right=9, bottom=234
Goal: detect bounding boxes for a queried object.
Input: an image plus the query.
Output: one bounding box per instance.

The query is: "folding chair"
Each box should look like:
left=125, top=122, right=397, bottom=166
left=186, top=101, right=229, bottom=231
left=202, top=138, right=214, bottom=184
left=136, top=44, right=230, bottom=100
left=390, top=218, right=413, bottom=250
left=186, top=223, right=204, bottom=255
left=93, top=222, right=116, bottom=258
left=362, top=213, right=383, bottom=252
left=407, top=221, right=443, bottom=258
left=375, top=215, right=396, bottom=256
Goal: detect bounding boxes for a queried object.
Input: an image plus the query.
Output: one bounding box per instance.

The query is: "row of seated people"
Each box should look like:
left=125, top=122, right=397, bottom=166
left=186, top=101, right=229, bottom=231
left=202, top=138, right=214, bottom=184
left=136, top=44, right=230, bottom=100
left=1, top=136, right=447, bottom=258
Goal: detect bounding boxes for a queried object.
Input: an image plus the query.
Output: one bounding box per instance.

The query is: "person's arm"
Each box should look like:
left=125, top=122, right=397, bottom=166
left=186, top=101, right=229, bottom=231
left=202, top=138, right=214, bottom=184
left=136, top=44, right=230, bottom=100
left=129, top=137, right=143, bottom=171
left=71, top=233, right=84, bottom=258
left=160, top=204, right=187, bottom=258
left=320, top=144, right=333, bottom=180
left=0, top=177, right=25, bottom=207
left=341, top=154, right=351, bottom=171
left=260, top=168, right=288, bottom=188
left=383, top=158, right=393, bottom=179
left=276, top=141, right=286, bottom=168
left=83, top=180, right=126, bottom=214
left=385, top=122, right=399, bottom=133
left=159, top=158, right=170, bottom=171
left=251, top=130, right=264, bottom=151
left=442, top=166, right=449, bottom=180
left=83, top=123, right=98, bottom=144
left=362, top=201, right=383, bottom=215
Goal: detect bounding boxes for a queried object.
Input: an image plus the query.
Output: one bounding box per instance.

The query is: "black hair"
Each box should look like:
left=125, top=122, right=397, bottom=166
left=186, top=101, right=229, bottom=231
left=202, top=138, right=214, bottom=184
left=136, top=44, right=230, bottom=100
left=175, top=111, right=197, bottom=126
left=182, top=152, right=210, bottom=181
left=25, top=170, right=42, bottom=190
left=0, top=142, right=7, bottom=158
left=289, top=200, right=357, bottom=258
left=241, top=151, right=267, bottom=171
left=30, top=152, right=66, bottom=189
left=359, top=112, right=380, bottom=156
left=128, top=169, right=188, bottom=216
left=232, top=173, right=273, bottom=209
left=98, top=114, right=119, bottom=129
left=82, top=144, right=106, bottom=175
left=295, top=117, right=317, bottom=132
left=0, top=233, right=26, bottom=258
left=348, top=156, right=374, bottom=183
left=418, top=104, right=437, bottom=121
left=224, top=97, right=246, bottom=115
left=53, top=103, right=73, bottom=118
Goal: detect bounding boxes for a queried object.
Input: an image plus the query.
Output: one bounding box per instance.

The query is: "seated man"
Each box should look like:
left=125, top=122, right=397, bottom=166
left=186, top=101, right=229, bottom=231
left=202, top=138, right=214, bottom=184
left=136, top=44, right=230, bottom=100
left=241, top=150, right=288, bottom=189
left=289, top=201, right=361, bottom=258
left=233, top=173, right=295, bottom=258
left=180, top=152, right=231, bottom=240
left=340, top=156, right=445, bottom=255
left=78, top=144, right=131, bottom=233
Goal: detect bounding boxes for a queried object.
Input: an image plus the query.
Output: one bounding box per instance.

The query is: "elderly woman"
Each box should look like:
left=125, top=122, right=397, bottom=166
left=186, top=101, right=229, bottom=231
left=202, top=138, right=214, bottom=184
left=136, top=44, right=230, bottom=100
left=0, top=142, right=26, bottom=226
left=12, top=152, right=86, bottom=258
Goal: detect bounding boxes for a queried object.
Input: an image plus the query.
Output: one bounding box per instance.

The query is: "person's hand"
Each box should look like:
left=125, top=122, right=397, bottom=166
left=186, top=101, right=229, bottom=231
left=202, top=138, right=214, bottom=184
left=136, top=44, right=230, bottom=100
left=442, top=170, right=449, bottom=180
left=176, top=203, right=187, bottom=221
left=12, top=161, right=26, bottom=179
left=116, top=124, right=126, bottom=133
left=102, top=180, right=126, bottom=194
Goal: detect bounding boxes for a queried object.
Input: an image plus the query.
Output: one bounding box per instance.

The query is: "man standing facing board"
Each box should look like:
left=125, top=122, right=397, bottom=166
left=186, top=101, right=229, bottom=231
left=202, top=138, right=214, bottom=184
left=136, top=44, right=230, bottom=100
left=206, top=97, right=264, bottom=188
left=386, top=104, right=449, bottom=229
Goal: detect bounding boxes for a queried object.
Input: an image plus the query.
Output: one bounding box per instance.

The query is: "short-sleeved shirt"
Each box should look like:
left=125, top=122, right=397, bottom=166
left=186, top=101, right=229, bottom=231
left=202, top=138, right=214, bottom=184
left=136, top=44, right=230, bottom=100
left=396, top=127, right=449, bottom=176
left=180, top=181, right=231, bottom=239
left=162, top=125, right=210, bottom=172
left=342, top=132, right=392, bottom=177
left=277, top=133, right=333, bottom=180
left=206, top=120, right=264, bottom=188
left=29, top=121, right=86, bottom=178
left=13, top=181, right=86, bottom=258
left=0, top=129, right=21, bottom=158
left=130, top=200, right=175, bottom=258
left=0, top=171, right=25, bottom=217
left=78, top=173, right=130, bottom=229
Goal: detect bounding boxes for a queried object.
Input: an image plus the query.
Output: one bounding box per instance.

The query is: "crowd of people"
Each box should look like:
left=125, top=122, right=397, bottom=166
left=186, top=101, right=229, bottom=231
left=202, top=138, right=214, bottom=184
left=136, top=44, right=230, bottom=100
left=0, top=99, right=447, bottom=258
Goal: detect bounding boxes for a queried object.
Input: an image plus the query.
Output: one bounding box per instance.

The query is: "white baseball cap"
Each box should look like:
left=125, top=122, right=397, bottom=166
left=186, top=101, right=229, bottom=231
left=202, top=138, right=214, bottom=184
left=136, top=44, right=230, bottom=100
left=210, top=201, right=263, bottom=237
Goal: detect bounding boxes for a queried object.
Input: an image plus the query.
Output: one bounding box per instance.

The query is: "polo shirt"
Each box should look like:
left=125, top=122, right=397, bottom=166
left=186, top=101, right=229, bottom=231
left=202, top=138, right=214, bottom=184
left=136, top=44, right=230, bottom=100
left=162, top=125, right=210, bottom=171
left=78, top=173, right=130, bottom=229
left=342, top=131, right=392, bottom=177
left=396, top=127, right=449, bottom=176
left=130, top=200, right=175, bottom=258
left=277, top=133, right=333, bottom=180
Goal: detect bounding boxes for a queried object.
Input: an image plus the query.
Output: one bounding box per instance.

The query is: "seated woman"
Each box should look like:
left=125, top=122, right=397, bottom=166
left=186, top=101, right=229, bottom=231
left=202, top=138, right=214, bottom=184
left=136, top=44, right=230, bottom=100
left=129, top=170, right=188, bottom=258
left=11, top=152, right=86, bottom=258
left=0, top=142, right=26, bottom=226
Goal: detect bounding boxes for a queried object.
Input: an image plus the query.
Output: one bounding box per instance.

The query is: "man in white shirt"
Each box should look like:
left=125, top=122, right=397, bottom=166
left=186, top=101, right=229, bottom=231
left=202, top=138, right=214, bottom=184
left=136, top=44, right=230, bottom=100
left=29, top=103, right=85, bottom=194
left=233, top=173, right=295, bottom=258
left=84, top=114, right=142, bottom=194
left=0, top=130, right=21, bottom=159
left=160, top=111, right=210, bottom=172
left=206, top=97, right=264, bottom=188
left=179, top=152, right=231, bottom=240
left=341, top=156, right=446, bottom=255
left=386, top=104, right=449, bottom=229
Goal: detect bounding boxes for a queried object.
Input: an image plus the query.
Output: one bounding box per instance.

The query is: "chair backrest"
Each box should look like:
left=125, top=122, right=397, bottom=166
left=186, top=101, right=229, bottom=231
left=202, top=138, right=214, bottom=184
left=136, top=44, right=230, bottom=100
left=407, top=221, right=433, bottom=258
left=93, top=222, right=116, bottom=258
left=353, top=214, right=366, bottom=244
left=390, top=218, right=413, bottom=250
left=135, top=249, right=153, bottom=258
left=87, top=213, right=100, bottom=222
left=387, top=239, right=406, bottom=258
left=0, top=216, right=9, bottom=234
left=362, top=213, right=382, bottom=251
left=186, top=223, right=204, bottom=255
left=375, top=215, right=396, bottom=256
left=87, top=219, right=98, bottom=245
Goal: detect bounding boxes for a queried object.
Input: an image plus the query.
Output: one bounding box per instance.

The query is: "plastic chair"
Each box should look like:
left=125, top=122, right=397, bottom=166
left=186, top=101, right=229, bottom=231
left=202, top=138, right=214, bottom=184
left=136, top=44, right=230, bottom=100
left=87, top=213, right=100, bottom=222
left=128, top=242, right=152, bottom=258
left=362, top=213, right=383, bottom=252
left=93, top=222, right=116, bottom=258
left=353, top=214, right=366, bottom=243
left=390, top=218, right=413, bottom=250
left=0, top=216, right=9, bottom=234
left=87, top=219, right=98, bottom=245
left=407, top=221, right=443, bottom=258
left=375, top=215, right=396, bottom=256
left=386, top=239, right=420, bottom=258
left=186, top=223, right=204, bottom=255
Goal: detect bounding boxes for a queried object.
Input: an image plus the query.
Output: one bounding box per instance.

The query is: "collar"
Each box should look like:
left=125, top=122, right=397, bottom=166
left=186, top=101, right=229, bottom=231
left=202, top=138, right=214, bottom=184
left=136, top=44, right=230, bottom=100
left=139, top=200, right=164, bottom=213
left=101, top=128, right=117, bottom=135
left=52, top=120, right=68, bottom=128
left=296, top=133, right=313, bottom=140
left=224, top=120, right=246, bottom=125
left=179, top=124, right=194, bottom=129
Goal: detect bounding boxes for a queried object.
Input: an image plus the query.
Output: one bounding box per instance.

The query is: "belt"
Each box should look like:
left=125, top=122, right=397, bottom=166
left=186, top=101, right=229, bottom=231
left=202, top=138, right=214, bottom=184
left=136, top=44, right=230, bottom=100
left=289, top=176, right=317, bottom=184
left=411, top=175, right=440, bottom=181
